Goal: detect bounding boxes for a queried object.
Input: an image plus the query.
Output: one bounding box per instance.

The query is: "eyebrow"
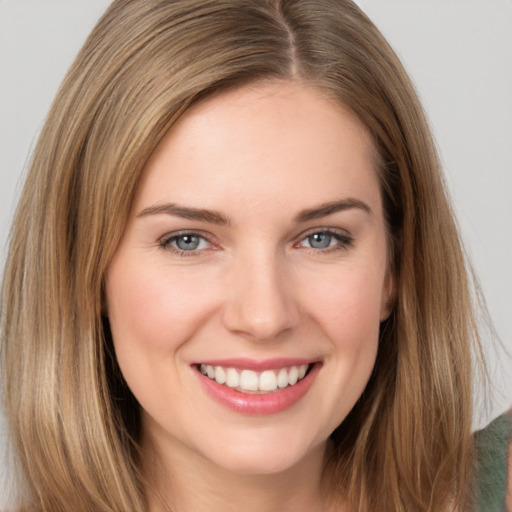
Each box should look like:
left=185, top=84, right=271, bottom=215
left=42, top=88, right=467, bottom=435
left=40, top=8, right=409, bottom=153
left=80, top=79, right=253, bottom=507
left=294, top=198, right=372, bottom=222
left=138, top=203, right=231, bottom=225
left=137, top=197, right=371, bottom=226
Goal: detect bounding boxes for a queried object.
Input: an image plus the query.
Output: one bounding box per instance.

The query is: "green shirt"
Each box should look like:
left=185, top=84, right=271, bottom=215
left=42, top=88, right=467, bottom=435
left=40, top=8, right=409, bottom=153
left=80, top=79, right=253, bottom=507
left=473, top=411, right=511, bottom=511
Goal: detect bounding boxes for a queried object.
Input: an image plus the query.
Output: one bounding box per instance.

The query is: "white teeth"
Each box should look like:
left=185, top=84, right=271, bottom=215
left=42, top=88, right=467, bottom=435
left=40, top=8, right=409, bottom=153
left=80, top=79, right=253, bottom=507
left=206, top=365, right=215, bottom=379
left=239, top=370, right=259, bottom=391
left=259, top=370, right=278, bottom=391
left=214, top=366, right=226, bottom=384
left=288, top=366, right=299, bottom=385
left=226, top=368, right=239, bottom=388
left=200, top=363, right=311, bottom=392
left=277, top=368, right=289, bottom=388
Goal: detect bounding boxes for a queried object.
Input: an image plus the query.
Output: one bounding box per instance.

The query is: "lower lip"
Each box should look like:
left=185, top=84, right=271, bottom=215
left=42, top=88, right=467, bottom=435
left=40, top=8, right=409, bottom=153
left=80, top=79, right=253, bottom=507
left=195, top=363, right=321, bottom=415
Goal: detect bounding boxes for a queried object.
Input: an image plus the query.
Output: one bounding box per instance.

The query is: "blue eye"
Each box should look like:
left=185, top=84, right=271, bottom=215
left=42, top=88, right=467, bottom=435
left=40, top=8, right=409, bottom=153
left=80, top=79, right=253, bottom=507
left=174, top=234, right=201, bottom=250
left=298, top=230, right=352, bottom=252
left=307, top=232, right=333, bottom=249
left=160, top=232, right=212, bottom=253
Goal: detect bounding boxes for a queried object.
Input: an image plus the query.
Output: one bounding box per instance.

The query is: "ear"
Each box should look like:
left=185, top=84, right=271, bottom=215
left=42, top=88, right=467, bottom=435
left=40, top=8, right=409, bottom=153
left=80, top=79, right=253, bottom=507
left=380, top=265, right=396, bottom=322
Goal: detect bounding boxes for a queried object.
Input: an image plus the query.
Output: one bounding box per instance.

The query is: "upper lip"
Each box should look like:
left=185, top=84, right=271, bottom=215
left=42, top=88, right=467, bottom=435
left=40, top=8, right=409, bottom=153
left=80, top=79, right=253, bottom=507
left=191, top=357, right=320, bottom=371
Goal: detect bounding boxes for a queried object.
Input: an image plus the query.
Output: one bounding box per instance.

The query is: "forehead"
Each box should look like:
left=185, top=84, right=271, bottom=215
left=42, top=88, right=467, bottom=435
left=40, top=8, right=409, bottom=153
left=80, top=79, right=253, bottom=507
left=134, top=80, right=381, bottom=216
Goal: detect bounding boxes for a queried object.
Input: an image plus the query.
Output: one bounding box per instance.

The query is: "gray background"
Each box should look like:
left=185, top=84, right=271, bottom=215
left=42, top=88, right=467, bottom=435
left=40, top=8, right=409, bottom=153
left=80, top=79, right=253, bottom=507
left=1, top=0, right=511, bottom=506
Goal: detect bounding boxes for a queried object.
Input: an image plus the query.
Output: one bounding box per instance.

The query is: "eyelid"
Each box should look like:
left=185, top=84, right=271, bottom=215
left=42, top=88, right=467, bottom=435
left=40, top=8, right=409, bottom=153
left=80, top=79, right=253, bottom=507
left=159, top=230, right=219, bottom=254
left=158, top=227, right=353, bottom=256
left=295, top=226, right=352, bottom=241
left=293, top=227, right=354, bottom=251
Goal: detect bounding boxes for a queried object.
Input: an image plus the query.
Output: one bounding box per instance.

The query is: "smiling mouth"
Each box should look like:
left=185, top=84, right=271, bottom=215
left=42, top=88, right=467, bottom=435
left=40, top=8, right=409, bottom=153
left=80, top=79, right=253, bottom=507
left=197, top=363, right=311, bottom=393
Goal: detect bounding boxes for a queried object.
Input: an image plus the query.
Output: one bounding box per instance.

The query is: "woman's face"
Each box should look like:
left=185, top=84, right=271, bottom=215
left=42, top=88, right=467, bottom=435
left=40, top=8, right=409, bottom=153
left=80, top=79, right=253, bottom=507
left=105, top=81, right=394, bottom=475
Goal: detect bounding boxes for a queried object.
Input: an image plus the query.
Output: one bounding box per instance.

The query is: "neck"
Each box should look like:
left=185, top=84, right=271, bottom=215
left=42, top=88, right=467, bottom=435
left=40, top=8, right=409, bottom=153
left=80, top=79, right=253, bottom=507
left=142, top=427, right=333, bottom=512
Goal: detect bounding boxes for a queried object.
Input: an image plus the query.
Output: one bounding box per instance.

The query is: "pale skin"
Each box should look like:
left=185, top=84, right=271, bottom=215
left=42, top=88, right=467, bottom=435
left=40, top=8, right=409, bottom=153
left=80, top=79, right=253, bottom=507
left=105, top=81, right=395, bottom=512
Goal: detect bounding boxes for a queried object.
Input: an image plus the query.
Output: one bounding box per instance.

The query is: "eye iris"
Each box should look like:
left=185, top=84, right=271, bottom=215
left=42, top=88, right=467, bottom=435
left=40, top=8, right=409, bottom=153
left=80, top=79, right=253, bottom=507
left=176, top=235, right=200, bottom=250
left=309, top=232, right=332, bottom=249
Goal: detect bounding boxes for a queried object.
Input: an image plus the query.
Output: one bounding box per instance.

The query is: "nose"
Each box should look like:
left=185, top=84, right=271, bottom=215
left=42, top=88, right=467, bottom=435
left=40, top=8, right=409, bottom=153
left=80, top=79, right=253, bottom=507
left=221, top=250, right=300, bottom=342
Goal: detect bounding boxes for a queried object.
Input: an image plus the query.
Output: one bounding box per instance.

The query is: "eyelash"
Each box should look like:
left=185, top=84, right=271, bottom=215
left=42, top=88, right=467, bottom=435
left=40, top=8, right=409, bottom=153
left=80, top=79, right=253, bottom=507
left=295, top=229, right=354, bottom=254
left=159, top=231, right=216, bottom=257
left=159, top=228, right=353, bottom=257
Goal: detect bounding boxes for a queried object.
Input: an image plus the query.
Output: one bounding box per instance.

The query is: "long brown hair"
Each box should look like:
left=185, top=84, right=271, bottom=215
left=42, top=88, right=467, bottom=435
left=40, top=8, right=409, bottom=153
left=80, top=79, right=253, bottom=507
left=1, top=1, right=480, bottom=510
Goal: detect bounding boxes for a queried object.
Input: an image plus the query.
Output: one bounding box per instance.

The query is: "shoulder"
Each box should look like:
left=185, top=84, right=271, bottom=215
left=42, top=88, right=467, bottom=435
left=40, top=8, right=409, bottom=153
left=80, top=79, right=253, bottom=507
left=472, top=409, right=512, bottom=512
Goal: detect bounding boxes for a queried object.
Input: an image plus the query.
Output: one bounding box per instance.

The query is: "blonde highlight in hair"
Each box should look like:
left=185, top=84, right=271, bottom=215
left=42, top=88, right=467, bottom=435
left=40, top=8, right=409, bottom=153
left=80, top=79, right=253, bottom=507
left=1, top=1, right=479, bottom=510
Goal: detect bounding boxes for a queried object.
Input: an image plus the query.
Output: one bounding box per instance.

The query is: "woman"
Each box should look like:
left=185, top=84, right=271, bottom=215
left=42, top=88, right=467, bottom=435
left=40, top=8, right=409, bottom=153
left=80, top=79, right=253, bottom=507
left=1, top=1, right=510, bottom=511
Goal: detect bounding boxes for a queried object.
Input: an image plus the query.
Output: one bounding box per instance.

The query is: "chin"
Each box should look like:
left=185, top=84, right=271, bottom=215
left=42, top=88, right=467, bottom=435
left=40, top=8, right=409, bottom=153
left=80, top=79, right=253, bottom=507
left=191, top=425, right=328, bottom=476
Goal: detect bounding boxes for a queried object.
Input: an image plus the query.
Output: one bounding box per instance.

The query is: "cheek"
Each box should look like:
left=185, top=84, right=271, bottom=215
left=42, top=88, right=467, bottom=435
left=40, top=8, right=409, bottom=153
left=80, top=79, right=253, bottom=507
left=104, top=256, right=223, bottom=419
left=293, top=264, right=384, bottom=433
left=105, top=256, right=217, bottom=355
left=304, top=263, right=386, bottom=347
left=322, top=274, right=381, bottom=380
